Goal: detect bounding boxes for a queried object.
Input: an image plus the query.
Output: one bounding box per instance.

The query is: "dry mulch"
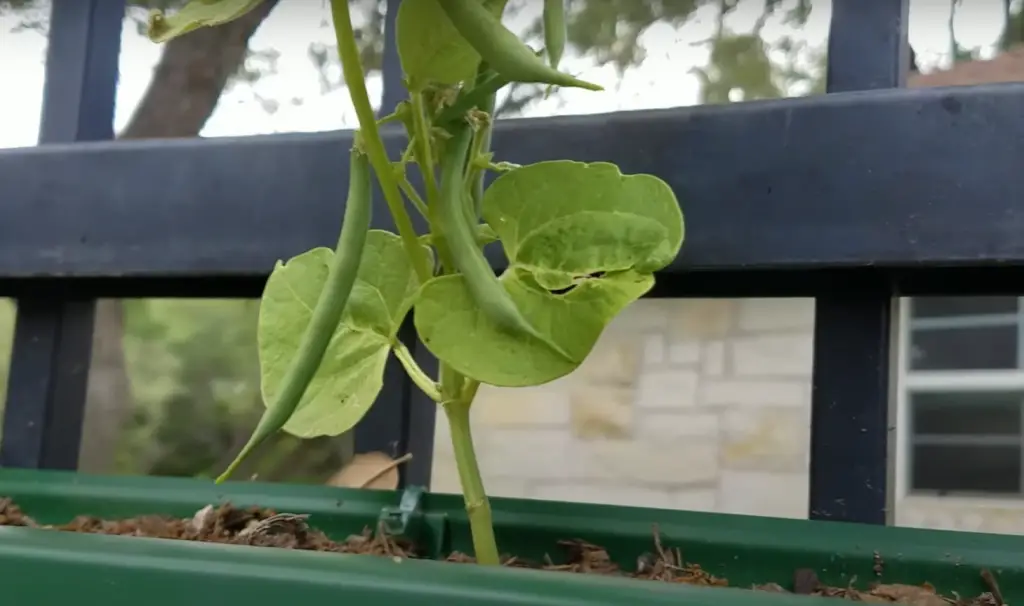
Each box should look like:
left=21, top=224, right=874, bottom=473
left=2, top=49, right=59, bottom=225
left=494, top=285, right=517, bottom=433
left=0, top=498, right=1004, bottom=605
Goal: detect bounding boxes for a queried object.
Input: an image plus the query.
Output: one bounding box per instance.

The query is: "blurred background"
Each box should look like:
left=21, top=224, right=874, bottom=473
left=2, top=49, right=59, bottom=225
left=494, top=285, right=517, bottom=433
left=1, top=0, right=1022, bottom=532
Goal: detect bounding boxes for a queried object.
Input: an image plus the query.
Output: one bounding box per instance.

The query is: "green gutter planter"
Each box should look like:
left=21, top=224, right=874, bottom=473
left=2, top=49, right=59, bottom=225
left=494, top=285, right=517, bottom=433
left=0, top=469, right=1015, bottom=606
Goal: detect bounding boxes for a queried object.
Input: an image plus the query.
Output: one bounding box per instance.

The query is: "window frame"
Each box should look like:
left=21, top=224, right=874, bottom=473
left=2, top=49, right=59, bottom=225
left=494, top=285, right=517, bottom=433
left=898, top=297, right=1024, bottom=498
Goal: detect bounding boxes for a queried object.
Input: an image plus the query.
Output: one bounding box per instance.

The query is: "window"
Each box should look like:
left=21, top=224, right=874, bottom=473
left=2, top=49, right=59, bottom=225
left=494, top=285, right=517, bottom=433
left=903, top=296, right=1024, bottom=496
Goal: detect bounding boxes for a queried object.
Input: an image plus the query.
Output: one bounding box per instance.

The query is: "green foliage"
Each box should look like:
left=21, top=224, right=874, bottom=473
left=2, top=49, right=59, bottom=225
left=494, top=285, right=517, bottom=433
left=695, top=34, right=780, bottom=103
left=120, top=298, right=350, bottom=482
left=146, top=0, right=264, bottom=42
left=0, top=0, right=841, bottom=486
left=119, top=299, right=258, bottom=473
left=415, top=161, right=681, bottom=386
left=432, top=0, right=600, bottom=91
left=258, top=232, right=429, bottom=438
left=147, top=0, right=684, bottom=565
left=395, top=0, right=492, bottom=86
left=563, top=0, right=701, bottom=72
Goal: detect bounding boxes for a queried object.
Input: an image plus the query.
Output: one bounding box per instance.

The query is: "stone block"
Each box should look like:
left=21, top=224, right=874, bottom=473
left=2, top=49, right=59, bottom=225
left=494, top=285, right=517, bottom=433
left=430, top=454, right=461, bottom=493
left=432, top=413, right=452, bottom=454
left=530, top=481, right=672, bottom=508
left=570, top=385, right=634, bottom=440
left=604, top=299, right=671, bottom=335
left=574, top=336, right=640, bottom=388
left=698, top=378, right=807, bottom=408
left=701, top=340, right=726, bottom=376
left=473, top=384, right=571, bottom=429
left=484, top=476, right=531, bottom=499
left=635, top=369, right=699, bottom=410
left=474, top=428, right=578, bottom=480
left=430, top=462, right=530, bottom=499
left=720, top=407, right=809, bottom=472
left=737, top=298, right=815, bottom=333
left=636, top=411, right=720, bottom=441
left=671, top=487, right=719, bottom=512
left=731, top=334, right=813, bottom=377
left=643, top=334, right=667, bottom=366
left=669, top=299, right=736, bottom=341
left=578, top=438, right=719, bottom=486
left=718, top=470, right=808, bottom=519
left=668, top=340, right=701, bottom=366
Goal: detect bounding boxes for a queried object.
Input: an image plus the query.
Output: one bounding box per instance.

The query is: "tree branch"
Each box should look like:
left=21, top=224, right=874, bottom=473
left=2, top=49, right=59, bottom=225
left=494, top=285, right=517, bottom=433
left=119, top=0, right=280, bottom=139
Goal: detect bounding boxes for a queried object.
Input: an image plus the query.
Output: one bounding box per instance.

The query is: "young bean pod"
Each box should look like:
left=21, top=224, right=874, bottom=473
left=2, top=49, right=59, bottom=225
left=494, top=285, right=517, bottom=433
left=440, top=123, right=574, bottom=363
left=217, top=149, right=373, bottom=483
left=437, top=0, right=601, bottom=91
left=542, top=0, right=566, bottom=70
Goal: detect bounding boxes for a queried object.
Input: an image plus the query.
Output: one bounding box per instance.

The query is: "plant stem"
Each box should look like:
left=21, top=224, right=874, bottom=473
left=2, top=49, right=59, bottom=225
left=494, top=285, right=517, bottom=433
left=443, top=391, right=500, bottom=566
left=393, top=341, right=441, bottom=402
left=329, top=0, right=432, bottom=284
left=469, top=63, right=497, bottom=215
left=410, top=91, right=455, bottom=272
left=409, top=91, right=440, bottom=206
left=397, top=174, right=429, bottom=219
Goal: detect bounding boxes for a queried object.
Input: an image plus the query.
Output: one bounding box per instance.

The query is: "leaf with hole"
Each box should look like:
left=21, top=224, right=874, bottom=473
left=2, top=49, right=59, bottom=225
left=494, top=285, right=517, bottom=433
left=414, top=161, right=683, bottom=386
left=259, top=230, right=430, bottom=437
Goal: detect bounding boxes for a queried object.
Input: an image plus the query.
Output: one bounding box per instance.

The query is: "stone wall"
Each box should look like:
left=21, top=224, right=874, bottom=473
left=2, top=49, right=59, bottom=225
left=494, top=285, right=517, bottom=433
left=425, top=50, right=1024, bottom=529
left=429, top=298, right=815, bottom=518
left=429, top=297, right=1024, bottom=534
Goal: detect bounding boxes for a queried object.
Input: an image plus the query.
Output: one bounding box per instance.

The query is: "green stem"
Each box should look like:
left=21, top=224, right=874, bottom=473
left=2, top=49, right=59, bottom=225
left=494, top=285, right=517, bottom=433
left=464, top=126, right=488, bottom=219
left=399, top=138, right=416, bottom=166
left=397, top=175, right=429, bottom=219
left=411, top=90, right=455, bottom=272
left=469, top=64, right=497, bottom=215
left=329, top=0, right=432, bottom=284
left=443, top=392, right=499, bottom=565
left=410, top=91, right=441, bottom=206
left=393, top=341, right=441, bottom=402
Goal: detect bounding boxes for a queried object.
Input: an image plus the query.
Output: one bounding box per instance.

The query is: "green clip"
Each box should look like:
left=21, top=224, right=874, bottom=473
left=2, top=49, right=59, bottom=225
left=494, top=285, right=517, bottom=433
left=378, top=485, right=425, bottom=536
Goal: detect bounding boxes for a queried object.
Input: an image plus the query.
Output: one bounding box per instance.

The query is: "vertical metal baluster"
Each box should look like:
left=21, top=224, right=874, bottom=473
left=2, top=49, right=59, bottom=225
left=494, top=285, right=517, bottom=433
left=352, top=0, right=436, bottom=488
left=1, top=0, right=125, bottom=470
left=808, top=0, right=909, bottom=524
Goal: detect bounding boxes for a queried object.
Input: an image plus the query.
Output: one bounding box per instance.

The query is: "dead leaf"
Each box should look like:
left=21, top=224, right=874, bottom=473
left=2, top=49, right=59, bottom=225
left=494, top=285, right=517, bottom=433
left=326, top=452, right=412, bottom=490
left=869, top=583, right=949, bottom=606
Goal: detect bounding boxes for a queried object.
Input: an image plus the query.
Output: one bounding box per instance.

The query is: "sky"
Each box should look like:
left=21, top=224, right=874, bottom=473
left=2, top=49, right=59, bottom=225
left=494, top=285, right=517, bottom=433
left=0, top=0, right=1011, bottom=149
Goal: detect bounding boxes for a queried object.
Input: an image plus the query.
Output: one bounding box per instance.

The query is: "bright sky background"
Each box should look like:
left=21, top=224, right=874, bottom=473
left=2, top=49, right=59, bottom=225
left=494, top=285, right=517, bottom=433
left=0, top=0, right=1010, bottom=149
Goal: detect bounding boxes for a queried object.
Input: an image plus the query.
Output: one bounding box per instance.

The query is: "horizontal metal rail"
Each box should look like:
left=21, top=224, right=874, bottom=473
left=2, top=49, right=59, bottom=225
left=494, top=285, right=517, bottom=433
left=0, top=84, right=1021, bottom=295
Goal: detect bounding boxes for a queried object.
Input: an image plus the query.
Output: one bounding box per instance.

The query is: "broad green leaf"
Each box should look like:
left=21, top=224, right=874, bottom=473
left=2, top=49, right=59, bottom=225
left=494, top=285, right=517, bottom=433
left=259, top=230, right=429, bottom=437
left=416, top=269, right=653, bottom=386
left=396, top=0, right=509, bottom=88
left=147, top=0, right=266, bottom=43
left=414, top=161, right=683, bottom=387
left=486, top=161, right=684, bottom=284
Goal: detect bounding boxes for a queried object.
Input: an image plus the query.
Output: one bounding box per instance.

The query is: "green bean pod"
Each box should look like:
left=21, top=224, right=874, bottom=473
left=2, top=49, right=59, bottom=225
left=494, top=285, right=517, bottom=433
left=217, top=149, right=373, bottom=483
left=542, top=0, right=566, bottom=70
left=440, top=123, right=574, bottom=363
left=437, top=0, right=601, bottom=91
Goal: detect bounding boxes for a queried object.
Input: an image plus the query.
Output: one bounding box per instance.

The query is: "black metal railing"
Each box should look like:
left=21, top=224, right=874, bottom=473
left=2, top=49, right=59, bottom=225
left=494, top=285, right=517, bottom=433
left=4, top=0, right=1023, bottom=526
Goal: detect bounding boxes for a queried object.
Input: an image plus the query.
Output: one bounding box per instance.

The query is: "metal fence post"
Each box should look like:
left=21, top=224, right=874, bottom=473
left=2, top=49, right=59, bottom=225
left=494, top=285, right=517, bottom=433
left=0, top=0, right=125, bottom=470
left=808, top=0, right=909, bottom=524
left=351, top=0, right=436, bottom=488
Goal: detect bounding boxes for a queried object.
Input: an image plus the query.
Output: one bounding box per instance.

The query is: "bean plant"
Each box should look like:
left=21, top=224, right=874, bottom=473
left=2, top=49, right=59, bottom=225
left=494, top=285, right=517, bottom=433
left=148, top=0, right=684, bottom=566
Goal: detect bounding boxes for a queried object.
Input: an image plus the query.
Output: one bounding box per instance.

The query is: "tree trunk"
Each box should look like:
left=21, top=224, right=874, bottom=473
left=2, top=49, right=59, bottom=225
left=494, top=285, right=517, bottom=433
left=77, top=1, right=279, bottom=473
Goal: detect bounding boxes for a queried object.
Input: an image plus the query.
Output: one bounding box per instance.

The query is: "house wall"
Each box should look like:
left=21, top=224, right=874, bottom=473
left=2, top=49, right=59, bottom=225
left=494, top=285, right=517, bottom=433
left=429, top=298, right=1024, bottom=534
